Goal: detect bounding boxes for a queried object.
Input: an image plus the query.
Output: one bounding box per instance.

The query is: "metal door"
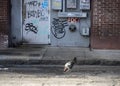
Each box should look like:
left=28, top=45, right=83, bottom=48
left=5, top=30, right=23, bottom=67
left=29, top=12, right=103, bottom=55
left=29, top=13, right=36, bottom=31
left=23, top=0, right=50, bottom=44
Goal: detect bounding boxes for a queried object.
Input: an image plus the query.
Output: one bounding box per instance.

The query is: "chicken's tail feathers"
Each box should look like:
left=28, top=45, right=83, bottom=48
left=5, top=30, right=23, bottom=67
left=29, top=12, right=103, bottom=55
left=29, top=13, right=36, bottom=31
left=73, top=57, right=77, bottom=63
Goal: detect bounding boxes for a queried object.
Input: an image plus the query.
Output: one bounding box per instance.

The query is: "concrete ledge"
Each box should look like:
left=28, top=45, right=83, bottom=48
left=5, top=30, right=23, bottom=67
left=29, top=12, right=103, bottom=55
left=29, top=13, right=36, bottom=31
left=1, top=59, right=120, bottom=66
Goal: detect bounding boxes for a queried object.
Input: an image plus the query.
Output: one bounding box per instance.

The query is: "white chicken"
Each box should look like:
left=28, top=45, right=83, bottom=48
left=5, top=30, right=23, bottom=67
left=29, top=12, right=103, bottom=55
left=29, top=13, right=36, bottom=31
left=64, top=57, right=77, bottom=72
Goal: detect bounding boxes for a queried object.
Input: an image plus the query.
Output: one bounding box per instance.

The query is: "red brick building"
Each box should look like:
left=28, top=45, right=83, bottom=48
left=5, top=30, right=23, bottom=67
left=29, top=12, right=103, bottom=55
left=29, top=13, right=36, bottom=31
left=0, top=0, right=10, bottom=48
left=0, top=0, right=120, bottom=49
left=91, top=0, right=120, bottom=49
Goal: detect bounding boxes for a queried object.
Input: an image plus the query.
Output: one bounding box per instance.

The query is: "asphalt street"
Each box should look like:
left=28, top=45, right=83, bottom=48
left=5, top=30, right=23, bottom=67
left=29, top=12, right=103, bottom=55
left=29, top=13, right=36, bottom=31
left=0, top=65, right=120, bottom=86
left=0, top=47, right=120, bottom=86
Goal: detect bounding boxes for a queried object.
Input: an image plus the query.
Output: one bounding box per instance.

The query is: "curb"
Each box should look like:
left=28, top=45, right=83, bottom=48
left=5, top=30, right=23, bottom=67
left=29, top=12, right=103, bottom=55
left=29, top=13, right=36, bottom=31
left=0, top=59, right=120, bottom=66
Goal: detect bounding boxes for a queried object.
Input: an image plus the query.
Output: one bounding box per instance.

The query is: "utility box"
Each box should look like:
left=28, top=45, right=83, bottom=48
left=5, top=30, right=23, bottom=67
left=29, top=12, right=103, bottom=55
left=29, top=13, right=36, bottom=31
left=81, top=27, right=90, bottom=36
left=80, top=0, right=90, bottom=10
left=67, top=0, right=77, bottom=8
left=52, top=0, right=62, bottom=10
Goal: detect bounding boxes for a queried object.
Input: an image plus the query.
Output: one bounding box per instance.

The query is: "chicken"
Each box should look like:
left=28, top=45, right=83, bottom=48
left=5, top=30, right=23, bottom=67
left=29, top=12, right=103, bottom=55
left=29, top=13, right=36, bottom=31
left=64, top=57, right=77, bottom=72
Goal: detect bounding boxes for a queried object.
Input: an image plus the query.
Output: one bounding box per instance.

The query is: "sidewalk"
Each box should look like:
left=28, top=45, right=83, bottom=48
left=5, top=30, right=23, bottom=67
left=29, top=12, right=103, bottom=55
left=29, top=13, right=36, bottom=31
left=0, top=45, right=120, bottom=65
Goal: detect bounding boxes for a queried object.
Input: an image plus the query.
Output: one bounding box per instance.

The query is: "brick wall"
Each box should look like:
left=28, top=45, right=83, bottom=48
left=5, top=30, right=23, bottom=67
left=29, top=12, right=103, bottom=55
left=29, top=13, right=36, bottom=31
left=0, top=0, right=9, bottom=48
left=91, top=0, right=120, bottom=49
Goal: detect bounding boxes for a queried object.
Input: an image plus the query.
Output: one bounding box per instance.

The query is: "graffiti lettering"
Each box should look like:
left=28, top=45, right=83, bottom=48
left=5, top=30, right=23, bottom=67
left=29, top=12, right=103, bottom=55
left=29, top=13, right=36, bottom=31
left=27, top=10, right=44, bottom=18
left=51, top=18, right=68, bottom=39
left=68, top=18, right=79, bottom=23
left=26, top=0, right=48, bottom=8
left=26, top=1, right=41, bottom=7
left=41, top=0, right=48, bottom=8
left=27, top=10, right=48, bottom=21
left=25, top=0, right=49, bottom=21
left=25, top=23, right=38, bottom=34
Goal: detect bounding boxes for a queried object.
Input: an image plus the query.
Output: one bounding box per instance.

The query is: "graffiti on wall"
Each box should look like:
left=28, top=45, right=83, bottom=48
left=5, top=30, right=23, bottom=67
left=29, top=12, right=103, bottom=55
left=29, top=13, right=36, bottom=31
left=67, top=18, right=79, bottom=23
left=25, top=0, right=48, bottom=8
left=25, top=23, right=38, bottom=34
left=27, top=9, right=48, bottom=21
left=24, top=0, right=49, bottom=34
left=25, top=0, right=48, bottom=21
left=51, top=18, right=68, bottom=39
left=26, top=1, right=41, bottom=7
left=23, top=0, right=50, bottom=44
